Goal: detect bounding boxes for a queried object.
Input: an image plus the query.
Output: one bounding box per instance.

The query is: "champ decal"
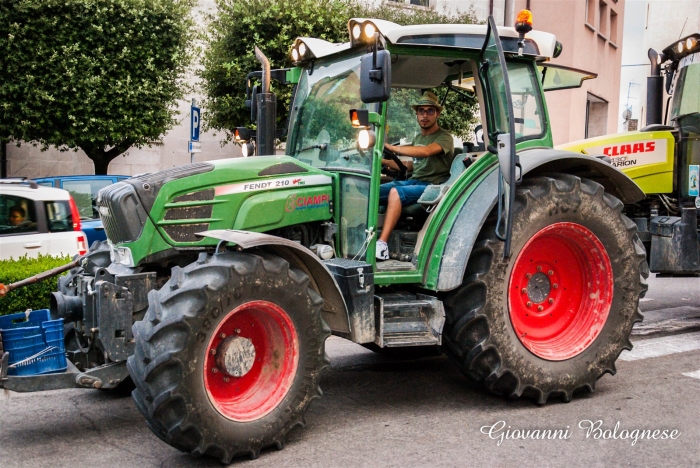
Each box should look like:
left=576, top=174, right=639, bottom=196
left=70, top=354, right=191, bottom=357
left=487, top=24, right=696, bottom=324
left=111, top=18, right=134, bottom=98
left=584, top=139, right=668, bottom=168
left=285, top=193, right=330, bottom=212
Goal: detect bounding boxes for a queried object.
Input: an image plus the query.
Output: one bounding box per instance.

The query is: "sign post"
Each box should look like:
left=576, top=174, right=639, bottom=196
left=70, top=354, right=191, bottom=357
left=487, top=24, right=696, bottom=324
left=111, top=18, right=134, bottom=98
left=190, top=99, right=201, bottom=163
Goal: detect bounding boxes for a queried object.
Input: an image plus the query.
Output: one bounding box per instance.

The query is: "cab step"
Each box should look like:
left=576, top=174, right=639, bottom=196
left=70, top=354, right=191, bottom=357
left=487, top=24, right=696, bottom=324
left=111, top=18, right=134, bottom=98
left=374, top=294, right=445, bottom=348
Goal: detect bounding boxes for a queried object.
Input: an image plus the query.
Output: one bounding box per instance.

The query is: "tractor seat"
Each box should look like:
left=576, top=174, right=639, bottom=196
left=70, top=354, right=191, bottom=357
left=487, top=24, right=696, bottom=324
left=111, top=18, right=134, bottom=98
left=377, top=149, right=481, bottom=230
left=400, top=151, right=476, bottom=218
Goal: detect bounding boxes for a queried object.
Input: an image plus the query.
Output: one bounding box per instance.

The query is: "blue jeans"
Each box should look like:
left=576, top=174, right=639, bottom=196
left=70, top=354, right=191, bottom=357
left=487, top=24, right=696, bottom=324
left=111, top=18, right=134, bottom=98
left=379, top=179, right=430, bottom=206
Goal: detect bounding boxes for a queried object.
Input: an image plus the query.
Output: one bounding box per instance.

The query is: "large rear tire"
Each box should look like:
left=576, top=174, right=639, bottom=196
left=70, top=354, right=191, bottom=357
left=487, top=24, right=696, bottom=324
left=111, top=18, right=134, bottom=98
left=443, top=174, right=648, bottom=403
left=128, top=251, right=329, bottom=462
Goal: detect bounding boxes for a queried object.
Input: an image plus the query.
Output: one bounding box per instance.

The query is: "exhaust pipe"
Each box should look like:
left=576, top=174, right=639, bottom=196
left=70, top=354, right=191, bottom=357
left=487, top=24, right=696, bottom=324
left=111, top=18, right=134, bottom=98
left=50, top=292, right=84, bottom=322
left=646, top=48, right=664, bottom=126
left=254, top=45, right=277, bottom=156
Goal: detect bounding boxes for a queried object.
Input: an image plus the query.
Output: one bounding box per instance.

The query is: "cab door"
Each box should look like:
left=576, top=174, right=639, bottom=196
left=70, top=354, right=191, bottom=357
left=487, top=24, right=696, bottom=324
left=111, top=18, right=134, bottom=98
left=478, top=16, right=518, bottom=257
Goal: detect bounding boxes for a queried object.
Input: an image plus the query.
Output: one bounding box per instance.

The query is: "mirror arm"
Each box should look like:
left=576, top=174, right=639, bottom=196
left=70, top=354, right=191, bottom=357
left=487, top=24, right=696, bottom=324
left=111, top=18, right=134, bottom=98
left=370, top=33, right=383, bottom=82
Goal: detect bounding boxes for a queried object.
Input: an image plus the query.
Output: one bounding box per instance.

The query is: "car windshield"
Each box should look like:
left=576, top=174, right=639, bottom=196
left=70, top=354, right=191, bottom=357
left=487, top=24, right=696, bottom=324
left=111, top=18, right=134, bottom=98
left=287, top=53, right=377, bottom=173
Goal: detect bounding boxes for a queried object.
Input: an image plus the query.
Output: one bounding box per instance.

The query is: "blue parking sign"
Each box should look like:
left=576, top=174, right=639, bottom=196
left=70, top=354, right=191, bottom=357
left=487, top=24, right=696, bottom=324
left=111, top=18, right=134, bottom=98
left=191, top=105, right=200, bottom=142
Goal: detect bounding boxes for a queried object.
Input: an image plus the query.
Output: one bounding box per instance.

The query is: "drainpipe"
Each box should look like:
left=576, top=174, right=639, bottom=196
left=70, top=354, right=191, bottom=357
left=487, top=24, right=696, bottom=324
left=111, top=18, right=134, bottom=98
left=504, top=0, right=515, bottom=26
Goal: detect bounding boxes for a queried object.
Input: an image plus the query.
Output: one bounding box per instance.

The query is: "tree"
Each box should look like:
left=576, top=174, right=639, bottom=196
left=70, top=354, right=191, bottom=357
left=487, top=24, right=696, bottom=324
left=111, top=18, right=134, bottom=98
left=201, top=0, right=478, bottom=142
left=0, top=0, right=195, bottom=174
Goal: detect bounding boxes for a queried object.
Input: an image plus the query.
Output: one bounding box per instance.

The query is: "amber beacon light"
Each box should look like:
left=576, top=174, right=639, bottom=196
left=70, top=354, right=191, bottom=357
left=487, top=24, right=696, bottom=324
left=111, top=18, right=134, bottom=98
left=515, top=9, right=533, bottom=31
left=515, top=9, right=533, bottom=55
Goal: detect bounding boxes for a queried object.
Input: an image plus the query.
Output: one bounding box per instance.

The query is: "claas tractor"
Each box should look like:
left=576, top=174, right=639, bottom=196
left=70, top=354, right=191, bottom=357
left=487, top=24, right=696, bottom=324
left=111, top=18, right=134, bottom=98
left=560, top=33, right=700, bottom=275
left=0, top=13, right=648, bottom=462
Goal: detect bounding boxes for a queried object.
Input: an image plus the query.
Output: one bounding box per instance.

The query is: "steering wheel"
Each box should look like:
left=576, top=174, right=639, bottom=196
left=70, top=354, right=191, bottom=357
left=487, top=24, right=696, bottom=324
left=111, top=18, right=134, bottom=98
left=382, top=147, right=408, bottom=180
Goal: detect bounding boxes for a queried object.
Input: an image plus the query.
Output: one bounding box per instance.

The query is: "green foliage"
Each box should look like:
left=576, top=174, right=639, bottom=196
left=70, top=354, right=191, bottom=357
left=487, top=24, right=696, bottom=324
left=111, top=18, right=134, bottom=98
left=0, top=254, right=72, bottom=316
left=201, top=0, right=478, bottom=141
left=0, top=0, right=195, bottom=174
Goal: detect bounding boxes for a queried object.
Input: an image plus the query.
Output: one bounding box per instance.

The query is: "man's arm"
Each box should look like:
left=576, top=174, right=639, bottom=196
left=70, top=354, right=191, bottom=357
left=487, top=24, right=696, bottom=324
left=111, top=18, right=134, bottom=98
left=385, top=143, right=443, bottom=159
left=382, top=142, right=444, bottom=171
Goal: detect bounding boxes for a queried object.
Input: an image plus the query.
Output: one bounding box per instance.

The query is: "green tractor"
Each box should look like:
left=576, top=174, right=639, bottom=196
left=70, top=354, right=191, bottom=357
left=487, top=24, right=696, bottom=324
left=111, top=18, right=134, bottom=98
left=1, top=14, right=648, bottom=462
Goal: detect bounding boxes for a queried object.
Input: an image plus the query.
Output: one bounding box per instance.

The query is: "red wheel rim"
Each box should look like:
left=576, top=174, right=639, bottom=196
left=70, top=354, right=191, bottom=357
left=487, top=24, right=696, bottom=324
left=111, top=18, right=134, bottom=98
left=508, top=222, right=613, bottom=361
left=204, top=300, right=299, bottom=421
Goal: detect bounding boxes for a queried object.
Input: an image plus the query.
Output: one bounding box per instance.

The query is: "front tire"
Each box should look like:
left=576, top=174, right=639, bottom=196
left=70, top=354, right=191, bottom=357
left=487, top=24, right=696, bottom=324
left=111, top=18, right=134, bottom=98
left=443, top=174, right=648, bottom=403
left=128, top=251, right=329, bottom=462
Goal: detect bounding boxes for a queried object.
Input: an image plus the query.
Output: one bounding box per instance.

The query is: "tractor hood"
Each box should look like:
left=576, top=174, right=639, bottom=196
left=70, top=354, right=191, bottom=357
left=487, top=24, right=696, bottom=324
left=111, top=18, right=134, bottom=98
left=98, top=156, right=335, bottom=266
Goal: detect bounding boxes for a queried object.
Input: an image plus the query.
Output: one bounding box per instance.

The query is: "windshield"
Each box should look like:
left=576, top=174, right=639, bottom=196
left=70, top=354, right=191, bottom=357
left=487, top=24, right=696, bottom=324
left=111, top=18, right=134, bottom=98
left=671, top=58, right=700, bottom=120
left=287, top=54, right=376, bottom=172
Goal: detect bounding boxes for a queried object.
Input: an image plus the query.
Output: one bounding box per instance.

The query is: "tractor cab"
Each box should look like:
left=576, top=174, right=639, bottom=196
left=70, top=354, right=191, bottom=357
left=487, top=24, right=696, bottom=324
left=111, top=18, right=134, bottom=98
left=284, top=17, right=559, bottom=272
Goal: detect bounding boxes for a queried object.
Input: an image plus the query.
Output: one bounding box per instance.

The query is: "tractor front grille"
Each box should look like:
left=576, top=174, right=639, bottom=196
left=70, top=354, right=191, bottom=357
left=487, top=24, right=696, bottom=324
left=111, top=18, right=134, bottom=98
left=159, top=188, right=216, bottom=243
left=162, top=224, right=210, bottom=243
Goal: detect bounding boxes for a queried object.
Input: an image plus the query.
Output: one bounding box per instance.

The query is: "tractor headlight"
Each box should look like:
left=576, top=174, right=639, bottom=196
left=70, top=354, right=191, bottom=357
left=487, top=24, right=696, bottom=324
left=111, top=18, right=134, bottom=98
left=242, top=141, right=255, bottom=157
left=289, top=38, right=316, bottom=64
left=357, top=129, right=376, bottom=150
left=348, top=20, right=384, bottom=47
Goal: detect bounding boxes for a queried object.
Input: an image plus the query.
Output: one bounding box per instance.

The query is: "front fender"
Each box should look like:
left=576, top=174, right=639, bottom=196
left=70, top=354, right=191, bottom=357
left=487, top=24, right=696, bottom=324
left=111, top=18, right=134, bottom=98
left=432, top=149, right=644, bottom=291
left=196, top=230, right=352, bottom=338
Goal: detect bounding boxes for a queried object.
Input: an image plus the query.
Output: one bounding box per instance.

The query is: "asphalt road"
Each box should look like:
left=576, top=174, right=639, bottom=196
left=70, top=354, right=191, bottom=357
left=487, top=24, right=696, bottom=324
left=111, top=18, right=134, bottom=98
left=1, top=275, right=699, bottom=467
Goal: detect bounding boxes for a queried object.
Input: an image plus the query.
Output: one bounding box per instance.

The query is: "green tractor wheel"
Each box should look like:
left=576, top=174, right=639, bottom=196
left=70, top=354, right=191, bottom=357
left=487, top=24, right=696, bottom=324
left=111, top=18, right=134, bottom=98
left=128, top=251, right=330, bottom=462
left=443, top=174, right=648, bottom=403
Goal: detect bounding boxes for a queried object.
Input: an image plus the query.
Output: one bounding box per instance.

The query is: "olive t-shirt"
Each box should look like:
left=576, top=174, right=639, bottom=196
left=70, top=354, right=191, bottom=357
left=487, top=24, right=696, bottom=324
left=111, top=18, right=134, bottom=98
left=409, top=128, right=455, bottom=185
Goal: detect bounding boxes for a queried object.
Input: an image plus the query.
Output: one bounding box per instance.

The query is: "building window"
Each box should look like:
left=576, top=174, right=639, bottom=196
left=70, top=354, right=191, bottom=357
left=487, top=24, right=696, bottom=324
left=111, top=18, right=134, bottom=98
left=610, top=9, right=619, bottom=45
left=586, top=0, right=596, bottom=30
left=389, top=0, right=429, bottom=7
left=586, top=93, right=608, bottom=138
left=598, top=0, right=608, bottom=39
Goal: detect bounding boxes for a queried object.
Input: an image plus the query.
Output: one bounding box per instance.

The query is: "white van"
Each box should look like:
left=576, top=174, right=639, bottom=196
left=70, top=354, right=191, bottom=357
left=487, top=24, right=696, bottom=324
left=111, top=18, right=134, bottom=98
left=0, top=179, right=87, bottom=261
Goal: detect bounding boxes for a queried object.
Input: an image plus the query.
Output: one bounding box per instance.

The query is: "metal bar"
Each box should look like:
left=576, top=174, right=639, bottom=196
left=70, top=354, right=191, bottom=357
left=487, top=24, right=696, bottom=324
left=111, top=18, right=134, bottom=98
left=0, top=257, right=81, bottom=297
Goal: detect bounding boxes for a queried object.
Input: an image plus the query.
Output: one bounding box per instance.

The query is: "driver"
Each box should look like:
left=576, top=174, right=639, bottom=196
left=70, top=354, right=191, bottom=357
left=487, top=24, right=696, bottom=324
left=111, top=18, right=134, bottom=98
left=377, top=91, right=454, bottom=261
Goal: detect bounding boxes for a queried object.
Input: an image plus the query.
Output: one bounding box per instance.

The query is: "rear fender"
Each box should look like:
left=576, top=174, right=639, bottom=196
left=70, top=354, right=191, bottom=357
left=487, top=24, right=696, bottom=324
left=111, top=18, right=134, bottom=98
left=433, top=149, right=644, bottom=291
left=196, top=230, right=351, bottom=338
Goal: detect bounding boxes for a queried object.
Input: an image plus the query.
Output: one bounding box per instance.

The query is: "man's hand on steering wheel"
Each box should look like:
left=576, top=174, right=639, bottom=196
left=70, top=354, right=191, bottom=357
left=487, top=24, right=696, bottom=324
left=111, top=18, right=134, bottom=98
left=382, top=146, right=408, bottom=178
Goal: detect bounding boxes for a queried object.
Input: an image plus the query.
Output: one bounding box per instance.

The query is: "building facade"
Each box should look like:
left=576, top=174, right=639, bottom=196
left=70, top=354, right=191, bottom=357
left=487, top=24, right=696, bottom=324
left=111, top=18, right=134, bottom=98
left=6, top=0, right=626, bottom=178
left=420, top=0, right=626, bottom=145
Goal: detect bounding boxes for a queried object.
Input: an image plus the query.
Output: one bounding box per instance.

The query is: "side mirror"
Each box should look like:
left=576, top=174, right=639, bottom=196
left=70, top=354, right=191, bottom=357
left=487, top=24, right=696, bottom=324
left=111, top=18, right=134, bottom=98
left=360, top=49, right=391, bottom=103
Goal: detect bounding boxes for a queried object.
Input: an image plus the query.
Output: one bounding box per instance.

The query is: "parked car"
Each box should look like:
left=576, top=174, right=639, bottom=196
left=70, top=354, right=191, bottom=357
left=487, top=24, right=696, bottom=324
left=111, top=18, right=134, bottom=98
left=0, top=178, right=87, bottom=261
left=34, top=175, right=128, bottom=245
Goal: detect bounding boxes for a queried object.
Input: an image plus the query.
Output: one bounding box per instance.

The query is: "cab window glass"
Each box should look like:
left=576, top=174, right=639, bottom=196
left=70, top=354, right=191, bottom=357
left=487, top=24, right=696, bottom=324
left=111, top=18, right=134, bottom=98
left=0, top=195, right=38, bottom=234
left=386, top=89, right=423, bottom=144
left=45, top=200, right=73, bottom=232
left=671, top=62, right=700, bottom=120
left=507, top=61, right=545, bottom=140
